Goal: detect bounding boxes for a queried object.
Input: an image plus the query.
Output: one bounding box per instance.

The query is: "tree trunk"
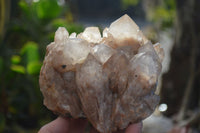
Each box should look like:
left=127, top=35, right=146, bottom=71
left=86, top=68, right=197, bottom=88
left=161, top=0, right=200, bottom=127
left=0, top=0, right=10, bottom=39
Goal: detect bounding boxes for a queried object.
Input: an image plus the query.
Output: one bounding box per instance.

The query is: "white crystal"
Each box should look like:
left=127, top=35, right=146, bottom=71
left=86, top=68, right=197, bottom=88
left=153, top=43, right=164, bottom=62
left=106, top=14, right=148, bottom=45
left=63, top=38, right=91, bottom=65
left=76, top=54, right=112, bottom=133
left=103, top=28, right=109, bottom=38
left=138, top=42, right=160, bottom=63
left=109, top=14, right=139, bottom=39
left=54, top=27, right=69, bottom=43
left=78, top=27, right=102, bottom=43
left=92, top=44, right=116, bottom=64
left=117, top=45, right=138, bottom=59
left=69, top=32, right=77, bottom=38
left=129, top=42, right=161, bottom=86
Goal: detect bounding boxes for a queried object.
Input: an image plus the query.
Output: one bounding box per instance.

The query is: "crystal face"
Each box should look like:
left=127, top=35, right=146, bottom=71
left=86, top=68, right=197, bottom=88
left=39, top=14, right=164, bottom=133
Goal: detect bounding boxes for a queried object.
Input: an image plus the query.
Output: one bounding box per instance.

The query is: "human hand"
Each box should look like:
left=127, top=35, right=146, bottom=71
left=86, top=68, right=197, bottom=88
left=167, top=126, right=187, bottom=133
left=38, top=117, right=142, bottom=133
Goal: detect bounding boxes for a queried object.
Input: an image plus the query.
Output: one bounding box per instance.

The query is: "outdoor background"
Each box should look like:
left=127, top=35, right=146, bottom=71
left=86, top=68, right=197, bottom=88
left=0, top=0, right=199, bottom=132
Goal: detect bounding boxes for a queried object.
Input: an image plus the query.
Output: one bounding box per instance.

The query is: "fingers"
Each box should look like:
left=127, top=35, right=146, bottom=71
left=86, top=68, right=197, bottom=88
left=89, top=122, right=142, bottom=133
left=38, top=117, right=142, bottom=133
left=38, top=117, right=70, bottom=133
left=67, top=118, right=88, bottom=133
left=168, top=126, right=187, bottom=133
left=38, top=117, right=88, bottom=133
left=125, top=122, right=142, bottom=133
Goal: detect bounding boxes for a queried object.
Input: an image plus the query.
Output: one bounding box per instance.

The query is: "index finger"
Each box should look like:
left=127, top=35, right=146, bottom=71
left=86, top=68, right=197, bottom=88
left=125, top=122, right=142, bottom=133
left=38, top=117, right=70, bottom=133
left=38, top=117, right=88, bottom=133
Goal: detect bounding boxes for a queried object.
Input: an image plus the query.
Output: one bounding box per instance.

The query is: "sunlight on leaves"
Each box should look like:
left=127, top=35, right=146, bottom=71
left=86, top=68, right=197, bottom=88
left=52, top=18, right=67, bottom=27
left=35, top=0, right=61, bottom=20
left=146, top=0, right=176, bottom=29
left=10, top=65, right=25, bottom=74
left=52, top=19, right=84, bottom=34
left=121, top=0, right=139, bottom=9
left=20, top=41, right=41, bottom=75
left=27, top=61, right=42, bottom=75
left=21, top=41, right=39, bottom=64
left=154, top=7, right=172, bottom=21
left=11, top=55, right=21, bottom=64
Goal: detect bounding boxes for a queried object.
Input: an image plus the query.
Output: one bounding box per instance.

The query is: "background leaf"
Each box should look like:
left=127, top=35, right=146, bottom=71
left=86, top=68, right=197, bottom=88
left=11, top=55, right=21, bottom=64
left=35, top=0, right=61, bottom=20
left=20, top=41, right=40, bottom=64
left=10, top=65, right=25, bottom=74
left=27, top=61, right=42, bottom=75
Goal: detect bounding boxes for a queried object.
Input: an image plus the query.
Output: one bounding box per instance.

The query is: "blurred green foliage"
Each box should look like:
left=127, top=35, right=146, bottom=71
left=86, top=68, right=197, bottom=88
left=121, top=0, right=176, bottom=29
left=35, top=0, right=61, bottom=19
left=147, top=0, right=176, bottom=29
left=121, top=0, right=139, bottom=9
left=0, top=0, right=83, bottom=132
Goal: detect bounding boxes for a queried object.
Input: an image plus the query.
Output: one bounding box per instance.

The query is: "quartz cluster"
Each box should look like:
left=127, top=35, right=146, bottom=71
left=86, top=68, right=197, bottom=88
left=39, top=14, right=164, bottom=133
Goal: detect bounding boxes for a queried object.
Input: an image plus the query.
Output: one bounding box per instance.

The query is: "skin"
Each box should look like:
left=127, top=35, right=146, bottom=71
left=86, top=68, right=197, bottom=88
left=168, top=127, right=187, bottom=133
left=38, top=117, right=142, bottom=133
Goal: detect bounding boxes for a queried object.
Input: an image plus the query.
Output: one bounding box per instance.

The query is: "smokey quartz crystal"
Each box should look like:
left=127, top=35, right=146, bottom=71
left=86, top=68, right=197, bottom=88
left=39, top=14, right=164, bottom=133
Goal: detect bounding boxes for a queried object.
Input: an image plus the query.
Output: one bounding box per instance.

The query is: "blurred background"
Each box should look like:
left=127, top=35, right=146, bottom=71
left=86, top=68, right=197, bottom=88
left=0, top=0, right=199, bottom=132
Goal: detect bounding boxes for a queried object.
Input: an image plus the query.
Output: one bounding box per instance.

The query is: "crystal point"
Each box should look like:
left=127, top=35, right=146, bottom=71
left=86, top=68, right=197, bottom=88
left=106, top=14, right=148, bottom=47
left=78, top=27, right=102, bottom=43
left=92, top=43, right=116, bottom=64
left=54, top=27, right=69, bottom=43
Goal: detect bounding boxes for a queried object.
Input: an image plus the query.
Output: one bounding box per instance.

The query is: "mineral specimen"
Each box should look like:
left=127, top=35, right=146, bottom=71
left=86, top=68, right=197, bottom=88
left=39, top=14, right=164, bottom=133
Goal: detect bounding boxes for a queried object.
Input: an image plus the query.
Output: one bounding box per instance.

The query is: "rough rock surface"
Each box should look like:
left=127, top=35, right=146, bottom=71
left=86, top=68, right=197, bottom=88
left=39, top=14, right=164, bottom=133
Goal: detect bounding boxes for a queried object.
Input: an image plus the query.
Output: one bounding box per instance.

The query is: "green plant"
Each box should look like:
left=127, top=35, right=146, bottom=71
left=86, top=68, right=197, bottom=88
left=0, top=0, right=83, bottom=132
left=121, top=0, right=139, bottom=9
left=147, top=0, right=176, bottom=29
